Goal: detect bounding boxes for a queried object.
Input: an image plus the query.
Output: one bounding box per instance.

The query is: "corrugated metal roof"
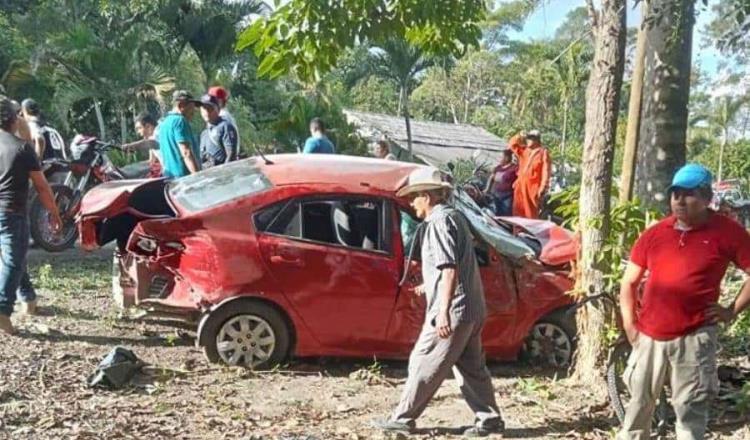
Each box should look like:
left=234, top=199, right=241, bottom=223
left=344, top=110, right=507, bottom=167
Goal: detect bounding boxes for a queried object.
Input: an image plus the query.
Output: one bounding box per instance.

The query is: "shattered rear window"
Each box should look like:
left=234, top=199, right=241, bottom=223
left=168, top=160, right=272, bottom=212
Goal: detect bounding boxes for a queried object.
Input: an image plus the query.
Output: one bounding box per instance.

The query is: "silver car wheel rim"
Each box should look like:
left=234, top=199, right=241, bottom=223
left=527, top=323, right=572, bottom=367
left=216, top=315, right=276, bottom=368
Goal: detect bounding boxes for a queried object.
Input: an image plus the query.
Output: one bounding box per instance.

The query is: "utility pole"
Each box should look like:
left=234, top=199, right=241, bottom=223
left=619, top=0, right=647, bottom=205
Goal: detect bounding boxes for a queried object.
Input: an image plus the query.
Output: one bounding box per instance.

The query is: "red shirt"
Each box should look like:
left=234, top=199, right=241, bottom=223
left=630, top=213, right=750, bottom=340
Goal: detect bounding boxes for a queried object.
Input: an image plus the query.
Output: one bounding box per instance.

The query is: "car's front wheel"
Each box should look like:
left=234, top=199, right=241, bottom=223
left=199, top=300, right=291, bottom=369
left=522, top=308, right=576, bottom=367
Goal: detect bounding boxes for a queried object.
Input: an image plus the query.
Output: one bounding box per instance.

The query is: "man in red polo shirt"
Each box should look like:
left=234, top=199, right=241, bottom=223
left=617, top=164, right=750, bottom=440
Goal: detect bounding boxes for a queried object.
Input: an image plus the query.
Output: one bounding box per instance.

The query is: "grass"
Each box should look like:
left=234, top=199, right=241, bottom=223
left=28, top=255, right=111, bottom=296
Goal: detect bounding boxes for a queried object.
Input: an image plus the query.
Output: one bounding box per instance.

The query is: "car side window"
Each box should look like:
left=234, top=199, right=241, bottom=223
left=258, top=198, right=384, bottom=251
left=254, top=201, right=302, bottom=237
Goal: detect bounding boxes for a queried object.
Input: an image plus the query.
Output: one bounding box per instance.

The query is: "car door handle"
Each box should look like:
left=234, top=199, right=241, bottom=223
left=270, top=255, right=303, bottom=266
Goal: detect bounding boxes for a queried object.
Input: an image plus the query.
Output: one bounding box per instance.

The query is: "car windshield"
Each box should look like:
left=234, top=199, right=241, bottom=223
left=168, top=160, right=272, bottom=212
left=452, top=187, right=535, bottom=260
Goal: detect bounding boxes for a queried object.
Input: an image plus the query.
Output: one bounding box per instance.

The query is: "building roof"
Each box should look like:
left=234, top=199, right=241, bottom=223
left=344, top=110, right=507, bottom=168
left=259, top=154, right=422, bottom=193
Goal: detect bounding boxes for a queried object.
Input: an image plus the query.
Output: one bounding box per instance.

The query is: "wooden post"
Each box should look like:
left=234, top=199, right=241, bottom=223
left=619, top=0, right=647, bottom=205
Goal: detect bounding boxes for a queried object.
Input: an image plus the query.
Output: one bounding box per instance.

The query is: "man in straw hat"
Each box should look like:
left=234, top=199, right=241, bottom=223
left=373, top=167, right=504, bottom=437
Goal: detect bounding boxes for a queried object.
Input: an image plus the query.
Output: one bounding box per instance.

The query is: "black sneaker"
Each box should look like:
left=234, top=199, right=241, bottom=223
left=371, top=418, right=415, bottom=434
left=463, top=420, right=505, bottom=438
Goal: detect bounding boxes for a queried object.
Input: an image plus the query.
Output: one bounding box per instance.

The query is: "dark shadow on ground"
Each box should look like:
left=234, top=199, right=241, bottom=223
left=269, top=357, right=570, bottom=381
left=21, top=331, right=193, bottom=348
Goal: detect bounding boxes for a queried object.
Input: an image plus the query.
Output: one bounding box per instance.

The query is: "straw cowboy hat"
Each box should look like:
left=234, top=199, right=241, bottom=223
left=396, top=167, right=453, bottom=197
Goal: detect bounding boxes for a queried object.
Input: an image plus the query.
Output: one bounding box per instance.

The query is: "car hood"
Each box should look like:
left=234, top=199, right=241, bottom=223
left=494, top=216, right=578, bottom=266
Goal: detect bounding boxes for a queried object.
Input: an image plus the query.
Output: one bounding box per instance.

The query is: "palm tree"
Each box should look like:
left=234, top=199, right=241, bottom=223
left=34, top=23, right=174, bottom=141
left=157, top=0, right=270, bottom=85
left=691, top=93, right=747, bottom=182
left=369, top=39, right=435, bottom=157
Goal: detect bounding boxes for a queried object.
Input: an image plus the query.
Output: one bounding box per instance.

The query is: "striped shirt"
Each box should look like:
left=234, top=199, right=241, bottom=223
left=421, top=204, right=486, bottom=324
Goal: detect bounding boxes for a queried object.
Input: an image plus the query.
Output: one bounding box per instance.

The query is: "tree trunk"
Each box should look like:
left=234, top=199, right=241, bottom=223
left=572, top=0, right=626, bottom=383
left=634, top=0, right=695, bottom=211
left=94, top=100, right=106, bottom=140
left=619, top=0, right=648, bottom=205
left=401, top=85, right=413, bottom=158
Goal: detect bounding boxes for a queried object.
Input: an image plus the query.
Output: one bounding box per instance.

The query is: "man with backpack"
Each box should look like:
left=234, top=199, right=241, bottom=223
left=21, top=99, right=65, bottom=160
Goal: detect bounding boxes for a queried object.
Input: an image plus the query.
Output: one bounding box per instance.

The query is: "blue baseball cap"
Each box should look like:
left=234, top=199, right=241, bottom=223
left=668, top=164, right=713, bottom=191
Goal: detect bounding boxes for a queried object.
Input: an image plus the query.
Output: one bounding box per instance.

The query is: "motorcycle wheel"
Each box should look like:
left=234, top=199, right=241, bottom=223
left=29, top=184, right=78, bottom=253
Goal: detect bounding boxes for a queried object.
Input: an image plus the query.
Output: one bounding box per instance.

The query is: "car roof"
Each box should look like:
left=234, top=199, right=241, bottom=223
left=257, top=154, right=423, bottom=193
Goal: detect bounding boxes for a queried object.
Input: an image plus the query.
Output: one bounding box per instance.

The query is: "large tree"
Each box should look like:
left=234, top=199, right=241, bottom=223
left=573, top=0, right=626, bottom=380
left=634, top=0, right=696, bottom=210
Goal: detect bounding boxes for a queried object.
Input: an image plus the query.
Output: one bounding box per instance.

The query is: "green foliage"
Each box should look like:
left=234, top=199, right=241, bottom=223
left=552, top=186, right=661, bottom=292
left=236, top=0, right=486, bottom=81
left=515, top=377, right=556, bottom=401
left=348, top=76, right=399, bottom=114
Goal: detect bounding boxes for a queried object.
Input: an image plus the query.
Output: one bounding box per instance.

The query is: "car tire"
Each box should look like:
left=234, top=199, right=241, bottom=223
left=200, top=300, right=291, bottom=369
left=522, top=308, right=577, bottom=367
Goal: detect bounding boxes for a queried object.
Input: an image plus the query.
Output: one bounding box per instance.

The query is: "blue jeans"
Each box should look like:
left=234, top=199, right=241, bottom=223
left=0, top=212, right=36, bottom=316
left=490, top=192, right=513, bottom=216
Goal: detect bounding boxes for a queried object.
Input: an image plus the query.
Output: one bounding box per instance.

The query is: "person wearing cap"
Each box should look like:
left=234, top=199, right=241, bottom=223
left=158, top=90, right=201, bottom=178
left=207, top=86, right=240, bottom=150
left=199, top=94, right=238, bottom=167
left=617, top=163, right=750, bottom=440
left=0, top=97, right=62, bottom=334
left=303, top=117, right=335, bottom=154
left=508, top=130, right=551, bottom=219
left=373, top=167, right=503, bottom=438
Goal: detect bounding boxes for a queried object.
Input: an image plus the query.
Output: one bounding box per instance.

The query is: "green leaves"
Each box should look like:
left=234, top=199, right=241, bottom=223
left=236, top=0, right=487, bottom=82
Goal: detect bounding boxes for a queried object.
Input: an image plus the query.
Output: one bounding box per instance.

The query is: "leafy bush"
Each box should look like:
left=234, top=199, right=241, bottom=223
left=551, top=185, right=661, bottom=292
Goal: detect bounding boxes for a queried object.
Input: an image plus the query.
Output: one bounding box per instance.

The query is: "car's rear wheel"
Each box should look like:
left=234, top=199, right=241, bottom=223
left=522, top=309, right=576, bottom=367
left=200, top=300, right=290, bottom=369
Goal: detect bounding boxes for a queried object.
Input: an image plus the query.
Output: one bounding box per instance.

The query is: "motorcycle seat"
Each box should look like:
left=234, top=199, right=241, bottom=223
left=117, top=161, right=151, bottom=179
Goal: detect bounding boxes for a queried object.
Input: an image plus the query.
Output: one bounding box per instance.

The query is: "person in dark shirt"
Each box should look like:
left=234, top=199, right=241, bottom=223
left=199, top=94, right=238, bottom=167
left=0, top=97, right=62, bottom=335
left=484, top=149, right=518, bottom=216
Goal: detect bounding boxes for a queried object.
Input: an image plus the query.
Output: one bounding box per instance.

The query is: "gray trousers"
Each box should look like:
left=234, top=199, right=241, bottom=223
left=391, top=319, right=502, bottom=427
left=617, top=326, right=719, bottom=440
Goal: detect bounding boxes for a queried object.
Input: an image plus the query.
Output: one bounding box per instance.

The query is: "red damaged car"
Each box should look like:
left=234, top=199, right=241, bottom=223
left=78, top=155, right=577, bottom=369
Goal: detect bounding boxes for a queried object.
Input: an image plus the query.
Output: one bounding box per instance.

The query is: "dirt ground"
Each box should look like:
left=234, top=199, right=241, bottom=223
left=1, top=247, right=748, bottom=440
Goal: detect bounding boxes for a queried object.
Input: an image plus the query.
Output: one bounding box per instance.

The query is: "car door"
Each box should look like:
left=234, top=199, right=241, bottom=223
left=255, top=196, right=400, bottom=353
left=386, top=206, right=519, bottom=353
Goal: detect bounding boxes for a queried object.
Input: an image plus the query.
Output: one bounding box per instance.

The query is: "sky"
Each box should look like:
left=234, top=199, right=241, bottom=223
left=502, top=0, right=723, bottom=79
